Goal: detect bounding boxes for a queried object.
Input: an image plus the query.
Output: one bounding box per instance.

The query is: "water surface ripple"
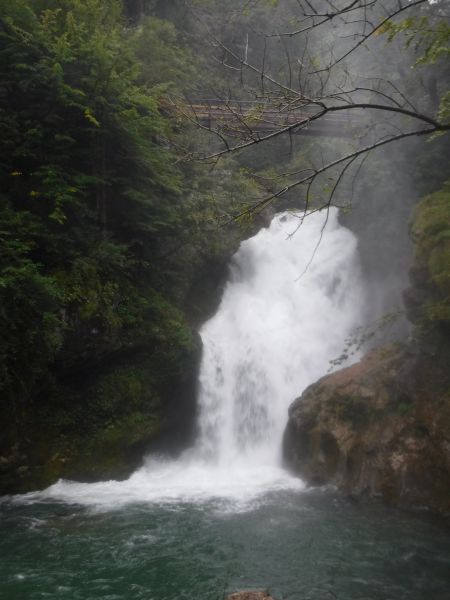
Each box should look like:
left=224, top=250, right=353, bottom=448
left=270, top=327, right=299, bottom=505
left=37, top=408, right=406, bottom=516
left=1, top=489, right=449, bottom=600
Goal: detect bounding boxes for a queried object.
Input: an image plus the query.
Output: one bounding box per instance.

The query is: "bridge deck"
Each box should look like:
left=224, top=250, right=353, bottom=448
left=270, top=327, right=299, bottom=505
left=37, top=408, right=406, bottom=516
left=183, top=100, right=363, bottom=138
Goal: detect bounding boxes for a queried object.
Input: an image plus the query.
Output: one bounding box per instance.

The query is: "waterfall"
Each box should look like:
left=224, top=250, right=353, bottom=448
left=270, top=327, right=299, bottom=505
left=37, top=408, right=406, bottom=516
left=24, top=208, right=365, bottom=508
left=194, top=209, right=364, bottom=467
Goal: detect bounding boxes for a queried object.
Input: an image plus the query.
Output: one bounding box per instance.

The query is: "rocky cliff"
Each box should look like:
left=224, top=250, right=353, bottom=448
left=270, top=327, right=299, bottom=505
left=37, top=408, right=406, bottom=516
left=283, top=343, right=450, bottom=514
left=283, top=183, right=450, bottom=515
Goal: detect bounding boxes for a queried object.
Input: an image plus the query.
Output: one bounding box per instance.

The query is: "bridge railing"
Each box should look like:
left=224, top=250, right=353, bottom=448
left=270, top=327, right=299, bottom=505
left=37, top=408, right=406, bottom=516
left=184, top=98, right=365, bottom=130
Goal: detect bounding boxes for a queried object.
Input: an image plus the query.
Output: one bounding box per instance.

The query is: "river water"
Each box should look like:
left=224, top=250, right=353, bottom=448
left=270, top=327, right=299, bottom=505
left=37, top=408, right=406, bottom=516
left=1, top=210, right=449, bottom=599
left=1, top=489, right=450, bottom=600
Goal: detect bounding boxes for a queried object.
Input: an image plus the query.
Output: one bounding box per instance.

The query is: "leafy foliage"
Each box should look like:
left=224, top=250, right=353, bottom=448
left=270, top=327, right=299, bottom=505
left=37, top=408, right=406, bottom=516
left=380, top=16, right=450, bottom=64
left=0, top=0, right=197, bottom=415
left=379, top=13, right=450, bottom=120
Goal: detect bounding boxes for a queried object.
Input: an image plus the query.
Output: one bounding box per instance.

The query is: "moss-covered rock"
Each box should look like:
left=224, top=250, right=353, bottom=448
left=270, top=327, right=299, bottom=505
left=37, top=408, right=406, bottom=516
left=0, top=294, right=202, bottom=494
left=406, top=181, right=450, bottom=327
left=283, top=344, right=450, bottom=515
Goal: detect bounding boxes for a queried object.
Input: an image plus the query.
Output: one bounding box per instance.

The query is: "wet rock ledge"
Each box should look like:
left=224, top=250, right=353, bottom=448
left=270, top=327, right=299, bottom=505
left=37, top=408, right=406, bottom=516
left=283, top=343, right=450, bottom=516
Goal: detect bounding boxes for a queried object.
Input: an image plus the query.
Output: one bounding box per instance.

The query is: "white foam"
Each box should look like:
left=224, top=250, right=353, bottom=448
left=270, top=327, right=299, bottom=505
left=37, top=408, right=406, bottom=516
left=19, top=458, right=302, bottom=510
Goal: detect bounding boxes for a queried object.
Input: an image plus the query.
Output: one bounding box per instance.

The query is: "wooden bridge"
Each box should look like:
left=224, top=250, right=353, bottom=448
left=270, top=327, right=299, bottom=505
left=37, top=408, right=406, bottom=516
left=184, top=99, right=363, bottom=138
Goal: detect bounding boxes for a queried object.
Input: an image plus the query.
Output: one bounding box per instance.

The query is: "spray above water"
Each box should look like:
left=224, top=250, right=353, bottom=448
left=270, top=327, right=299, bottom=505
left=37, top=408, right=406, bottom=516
left=19, top=209, right=365, bottom=508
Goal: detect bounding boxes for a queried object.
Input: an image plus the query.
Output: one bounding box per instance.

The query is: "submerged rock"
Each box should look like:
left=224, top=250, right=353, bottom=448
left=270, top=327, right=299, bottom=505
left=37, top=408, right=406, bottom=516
left=226, top=591, right=275, bottom=600
left=283, top=344, right=450, bottom=516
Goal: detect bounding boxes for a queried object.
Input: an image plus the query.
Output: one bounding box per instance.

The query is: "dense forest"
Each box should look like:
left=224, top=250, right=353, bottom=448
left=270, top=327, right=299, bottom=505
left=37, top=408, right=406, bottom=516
left=0, top=0, right=212, bottom=489
left=0, top=0, right=449, bottom=505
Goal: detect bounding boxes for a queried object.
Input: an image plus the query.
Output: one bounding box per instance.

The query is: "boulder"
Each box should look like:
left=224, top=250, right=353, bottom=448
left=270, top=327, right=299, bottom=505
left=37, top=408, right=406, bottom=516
left=283, top=344, right=450, bottom=515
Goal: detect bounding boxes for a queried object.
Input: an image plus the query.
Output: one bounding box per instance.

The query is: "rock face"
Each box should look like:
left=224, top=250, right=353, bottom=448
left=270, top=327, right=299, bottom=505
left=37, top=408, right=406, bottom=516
left=283, top=343, right=450, bottom=515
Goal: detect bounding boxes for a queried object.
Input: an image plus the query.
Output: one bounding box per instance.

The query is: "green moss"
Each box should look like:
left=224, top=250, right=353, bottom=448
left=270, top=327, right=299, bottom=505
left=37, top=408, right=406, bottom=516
left=397, top=401, right=413, bottom=416
left=411, top=181, right=450, bottom=325
left=34, top=409, right=161, bottom=487
left=87, top=365, right=161, bottom=426
left=334, top=396, right=372, bottom=426
left=35, top=361, right=160, bottom=433
left=65, top=410, right=161, bottom=475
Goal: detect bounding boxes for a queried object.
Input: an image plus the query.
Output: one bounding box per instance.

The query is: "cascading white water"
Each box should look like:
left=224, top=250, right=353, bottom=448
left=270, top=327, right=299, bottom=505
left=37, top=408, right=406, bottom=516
left=195, top=209, right=365, bottom=468
left=22, top=209, right=365, bottom=508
